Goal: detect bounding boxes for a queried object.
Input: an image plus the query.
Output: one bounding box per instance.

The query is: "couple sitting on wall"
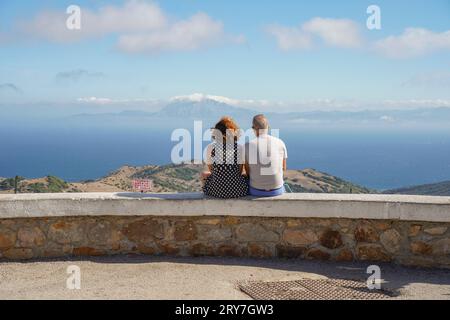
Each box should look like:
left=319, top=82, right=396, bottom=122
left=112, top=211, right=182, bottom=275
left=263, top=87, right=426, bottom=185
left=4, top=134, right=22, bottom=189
left=202, top=114, right=287, bottom=199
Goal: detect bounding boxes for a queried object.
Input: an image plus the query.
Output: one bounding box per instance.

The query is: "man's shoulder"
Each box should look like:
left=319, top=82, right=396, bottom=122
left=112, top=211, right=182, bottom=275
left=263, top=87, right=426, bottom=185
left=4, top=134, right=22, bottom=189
left=245, top=135, right=285, bottom=144
left=269, top=135, right=286, bottom=146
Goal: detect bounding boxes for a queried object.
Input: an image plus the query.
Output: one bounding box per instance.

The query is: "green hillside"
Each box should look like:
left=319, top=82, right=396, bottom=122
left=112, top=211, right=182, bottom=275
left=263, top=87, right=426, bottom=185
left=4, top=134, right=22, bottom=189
left=384, top=181, right=450, bottom=196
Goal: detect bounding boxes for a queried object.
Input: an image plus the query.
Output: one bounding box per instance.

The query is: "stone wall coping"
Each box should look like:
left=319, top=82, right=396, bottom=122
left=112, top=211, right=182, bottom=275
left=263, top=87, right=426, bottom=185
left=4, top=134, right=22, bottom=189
left=1, top=192, right=449, bottom=222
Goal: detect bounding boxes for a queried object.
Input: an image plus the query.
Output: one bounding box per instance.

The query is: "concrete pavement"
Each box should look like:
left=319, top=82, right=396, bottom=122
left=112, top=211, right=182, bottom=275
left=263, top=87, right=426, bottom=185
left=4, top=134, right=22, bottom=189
left=1, top=255, right=449, bottom=299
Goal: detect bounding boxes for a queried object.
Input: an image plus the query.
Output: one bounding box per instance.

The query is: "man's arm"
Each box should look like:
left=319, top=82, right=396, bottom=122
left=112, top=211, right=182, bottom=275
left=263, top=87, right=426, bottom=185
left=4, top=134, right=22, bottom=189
left=242, top=143, right=250, bottom=177
left=244, top=162, right=250, bottom=177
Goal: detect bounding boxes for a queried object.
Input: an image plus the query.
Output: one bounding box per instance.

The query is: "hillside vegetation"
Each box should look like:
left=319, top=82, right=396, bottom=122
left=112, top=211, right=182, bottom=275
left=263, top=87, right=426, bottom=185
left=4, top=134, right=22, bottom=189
left=384, top=180, right=450, bottom=196
left=0, top=163, right=374, bottom=194
left=0, top=175, right=79, bottom=193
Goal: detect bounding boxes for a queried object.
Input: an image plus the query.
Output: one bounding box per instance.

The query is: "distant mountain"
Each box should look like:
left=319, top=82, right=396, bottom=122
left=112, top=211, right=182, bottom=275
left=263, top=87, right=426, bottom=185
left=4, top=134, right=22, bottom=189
left=278, top=107, right=450, bottom=124
left=68, top=96, right=255, bottom=125
left=70, top=109, right=154, bottom=119
left=156, top=98, right=254, bottom=120
left=384, top=180, right=450, bottom=196
left=69, top=98, right=450, bottom=127
left=0, top=163, right=373, bottom=194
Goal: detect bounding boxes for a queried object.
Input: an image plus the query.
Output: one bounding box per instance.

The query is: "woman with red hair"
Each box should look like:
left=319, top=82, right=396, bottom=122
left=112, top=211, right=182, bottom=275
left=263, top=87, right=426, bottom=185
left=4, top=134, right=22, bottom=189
left=202, top=116, right=249, bottom=198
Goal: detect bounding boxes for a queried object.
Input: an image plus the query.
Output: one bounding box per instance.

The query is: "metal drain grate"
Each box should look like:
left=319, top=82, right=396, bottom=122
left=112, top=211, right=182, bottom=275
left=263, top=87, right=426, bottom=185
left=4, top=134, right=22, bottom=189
left=238, top=279, right=393, bottom=300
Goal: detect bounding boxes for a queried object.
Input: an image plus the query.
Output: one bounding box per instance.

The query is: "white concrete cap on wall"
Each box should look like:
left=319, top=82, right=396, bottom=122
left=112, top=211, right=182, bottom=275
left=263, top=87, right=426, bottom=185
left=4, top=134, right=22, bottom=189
left=0, top=193, right=449, bottom=222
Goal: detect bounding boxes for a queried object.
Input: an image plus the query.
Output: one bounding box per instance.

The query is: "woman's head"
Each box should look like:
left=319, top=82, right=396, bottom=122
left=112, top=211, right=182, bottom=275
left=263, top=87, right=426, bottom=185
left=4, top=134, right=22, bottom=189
left=212, top=116, right=240, bottom=142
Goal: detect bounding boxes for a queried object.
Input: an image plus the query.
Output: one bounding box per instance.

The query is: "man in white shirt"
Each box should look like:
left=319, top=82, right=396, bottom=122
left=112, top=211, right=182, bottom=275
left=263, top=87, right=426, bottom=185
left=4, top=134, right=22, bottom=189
left=244, top=114, right=288, bottom=196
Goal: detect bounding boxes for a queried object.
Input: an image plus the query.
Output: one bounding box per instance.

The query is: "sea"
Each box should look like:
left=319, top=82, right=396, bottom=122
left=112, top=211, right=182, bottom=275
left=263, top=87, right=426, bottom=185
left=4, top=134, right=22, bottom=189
left=1, top=124, right=450, bottom=191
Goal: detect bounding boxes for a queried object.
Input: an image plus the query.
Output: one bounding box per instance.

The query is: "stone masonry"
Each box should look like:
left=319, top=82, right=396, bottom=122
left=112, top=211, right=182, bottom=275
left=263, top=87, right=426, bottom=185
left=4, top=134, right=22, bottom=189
left=1, top=216, right=449, bottom=268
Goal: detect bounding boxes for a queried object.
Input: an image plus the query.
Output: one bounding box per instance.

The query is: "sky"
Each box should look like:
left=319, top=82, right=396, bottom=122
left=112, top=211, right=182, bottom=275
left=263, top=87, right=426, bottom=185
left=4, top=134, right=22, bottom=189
left=0, top=0, right=449, bottom=112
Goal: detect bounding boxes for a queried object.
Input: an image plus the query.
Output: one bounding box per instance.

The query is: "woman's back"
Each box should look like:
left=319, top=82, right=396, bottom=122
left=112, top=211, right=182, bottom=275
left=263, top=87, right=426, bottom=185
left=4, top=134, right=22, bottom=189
left=203, top=141, right=248, bottom=198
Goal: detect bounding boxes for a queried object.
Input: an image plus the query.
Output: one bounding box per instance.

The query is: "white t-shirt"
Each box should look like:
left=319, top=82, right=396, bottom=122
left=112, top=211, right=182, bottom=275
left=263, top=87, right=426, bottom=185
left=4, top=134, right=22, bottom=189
left=245, top=134, right=287, bottom=190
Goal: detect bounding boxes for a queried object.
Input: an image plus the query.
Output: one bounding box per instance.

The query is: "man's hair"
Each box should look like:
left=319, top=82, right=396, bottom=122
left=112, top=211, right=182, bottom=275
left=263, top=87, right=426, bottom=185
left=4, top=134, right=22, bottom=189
left=252, top=114, right=269, bottom=130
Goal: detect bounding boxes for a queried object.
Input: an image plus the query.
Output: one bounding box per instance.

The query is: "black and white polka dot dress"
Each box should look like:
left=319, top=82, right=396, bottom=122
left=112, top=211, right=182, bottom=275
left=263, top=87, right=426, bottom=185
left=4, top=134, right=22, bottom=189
left=203, top=142, right=249, bottom=199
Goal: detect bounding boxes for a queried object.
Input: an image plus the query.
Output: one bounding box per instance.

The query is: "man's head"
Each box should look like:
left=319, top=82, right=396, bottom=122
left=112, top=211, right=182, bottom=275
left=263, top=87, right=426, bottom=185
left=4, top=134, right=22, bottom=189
left=252, top=114, right=269, bottom=136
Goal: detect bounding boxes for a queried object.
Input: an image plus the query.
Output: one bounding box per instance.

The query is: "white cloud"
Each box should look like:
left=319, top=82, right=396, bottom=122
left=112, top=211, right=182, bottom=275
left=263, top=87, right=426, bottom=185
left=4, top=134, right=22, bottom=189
left=83, top=0, right=167, bottom=35
left=171, top=94, right=450, bottom=112
left=374, top=28, right=450, bottom=58
left=381, top=99, right=450, bottom=109
left=303, top=18, right=363, bottom=48
left=170, top=93, right=277, bottom=110
left=266, top=25, right=313, bottom=50
left=267, top=18, right=450, bottom=59
left=77, top=94, right=450, bottom=113
left=380, top=115, right=395, bottom=123
left=15, top=0, right=241, bottom=53
left=77, top=97, right=115, bottom=105
left=77, top=96, right=162, bottom=105
left=171, top=93, right=234, bottom=104
left=17, top=0, right=166, bottom=43
left=296, top=98, right=450, bottom=110
left=266, top=17, right=363, bottom=51
left=117, top=13, right=236, bottom=53
left=56, top=69, right=105, bottom=82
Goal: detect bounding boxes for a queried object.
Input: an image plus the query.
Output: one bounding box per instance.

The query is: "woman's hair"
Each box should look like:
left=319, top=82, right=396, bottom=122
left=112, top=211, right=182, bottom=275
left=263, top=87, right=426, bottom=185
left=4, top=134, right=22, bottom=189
left=212, top=116, right=240, bottom=141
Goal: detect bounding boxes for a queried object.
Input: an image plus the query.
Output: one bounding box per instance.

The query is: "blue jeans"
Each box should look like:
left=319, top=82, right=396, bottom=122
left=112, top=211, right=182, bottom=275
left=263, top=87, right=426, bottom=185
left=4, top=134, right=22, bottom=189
left=249, top=185, right=285, bottom=197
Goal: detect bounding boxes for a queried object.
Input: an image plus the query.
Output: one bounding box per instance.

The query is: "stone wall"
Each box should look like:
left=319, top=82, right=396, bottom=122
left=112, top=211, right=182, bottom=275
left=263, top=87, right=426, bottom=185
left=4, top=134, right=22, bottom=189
left=1, top=215, right=449, bottom=268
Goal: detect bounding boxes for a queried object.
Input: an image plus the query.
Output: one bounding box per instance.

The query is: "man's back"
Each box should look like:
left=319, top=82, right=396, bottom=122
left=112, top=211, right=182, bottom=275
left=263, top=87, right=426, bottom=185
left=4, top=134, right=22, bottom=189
left=245, top=133, right=287, bottom=190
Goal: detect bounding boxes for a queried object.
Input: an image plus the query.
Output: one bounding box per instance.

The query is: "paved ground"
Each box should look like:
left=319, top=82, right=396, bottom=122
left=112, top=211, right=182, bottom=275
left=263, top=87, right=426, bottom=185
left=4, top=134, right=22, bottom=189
left=0, top=256, right=449, bottom=299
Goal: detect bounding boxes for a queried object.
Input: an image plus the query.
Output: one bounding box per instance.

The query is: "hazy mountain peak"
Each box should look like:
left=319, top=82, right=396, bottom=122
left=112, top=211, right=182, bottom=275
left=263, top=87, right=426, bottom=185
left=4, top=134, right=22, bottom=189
left=159, top=94, right=253, bottom=119
left=170, top=93, right=239, bottom=106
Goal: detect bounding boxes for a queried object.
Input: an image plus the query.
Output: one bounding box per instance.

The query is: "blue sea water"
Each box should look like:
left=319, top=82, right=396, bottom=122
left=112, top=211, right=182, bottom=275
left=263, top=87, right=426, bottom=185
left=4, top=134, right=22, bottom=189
left=1, top=124, right=450, bottom=190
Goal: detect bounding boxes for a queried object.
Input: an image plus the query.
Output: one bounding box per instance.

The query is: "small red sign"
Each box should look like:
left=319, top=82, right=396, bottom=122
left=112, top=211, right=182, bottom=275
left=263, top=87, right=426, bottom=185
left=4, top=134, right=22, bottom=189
left=132, top=179, right=152, bottom=193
